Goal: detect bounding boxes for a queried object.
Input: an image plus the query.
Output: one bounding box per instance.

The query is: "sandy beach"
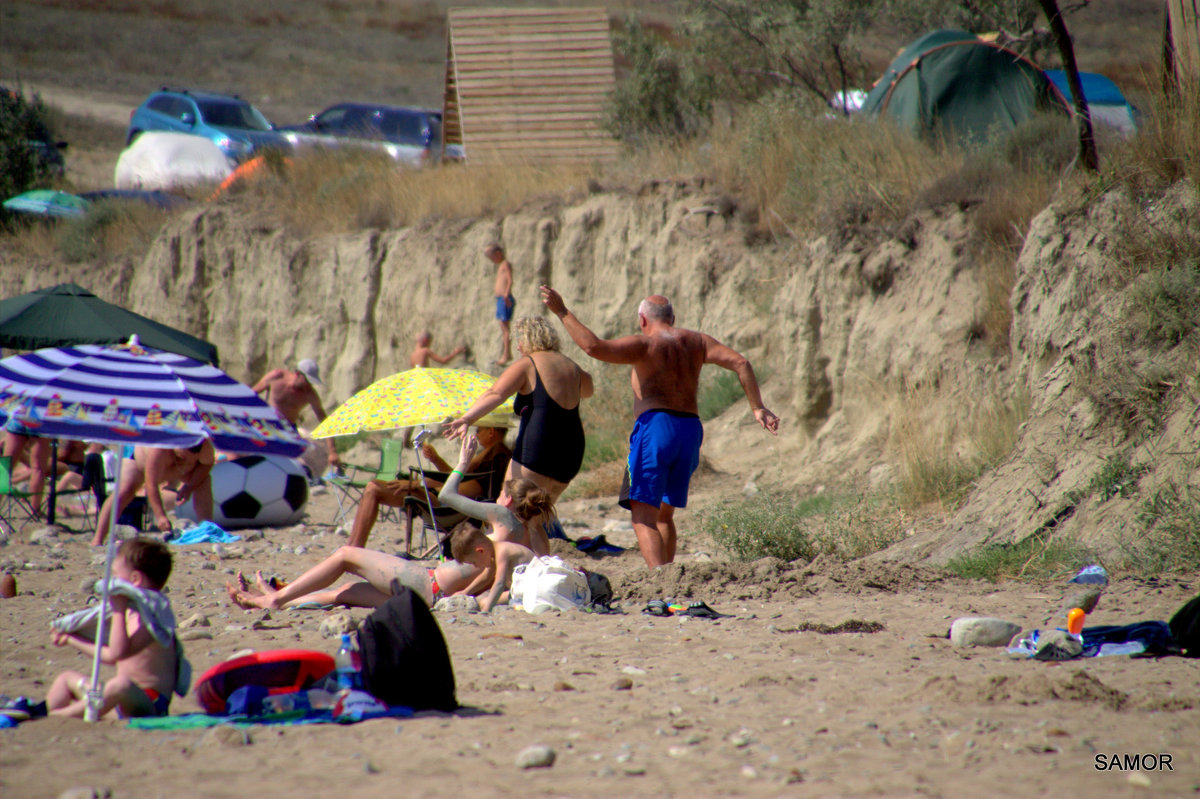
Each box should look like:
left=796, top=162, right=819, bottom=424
left=1, top=473, right=1197, bottom=799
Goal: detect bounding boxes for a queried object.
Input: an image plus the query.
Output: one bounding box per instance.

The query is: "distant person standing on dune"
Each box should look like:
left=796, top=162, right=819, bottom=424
left=540, top=286, right=780, bottom=569
left=252, top=359, right=341, bottom=477
left=485, top=242, right=515, bottom=365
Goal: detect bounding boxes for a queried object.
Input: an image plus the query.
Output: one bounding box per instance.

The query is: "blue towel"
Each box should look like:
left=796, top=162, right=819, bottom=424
left=169, top=521, right=241, bottom=545
left=1008, top=621, right=1175, bottom=658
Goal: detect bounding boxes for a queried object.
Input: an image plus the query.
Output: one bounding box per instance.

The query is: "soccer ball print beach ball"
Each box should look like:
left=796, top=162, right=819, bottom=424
left=177, top=455, right=309, bottom=529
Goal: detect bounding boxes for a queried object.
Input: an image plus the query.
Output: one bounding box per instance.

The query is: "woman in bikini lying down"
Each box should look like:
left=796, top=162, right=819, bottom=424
left=227, top=436, right=552, bottom=612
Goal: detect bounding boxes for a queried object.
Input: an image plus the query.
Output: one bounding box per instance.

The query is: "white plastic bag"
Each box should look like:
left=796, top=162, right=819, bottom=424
left=510, top=556, right=590, bottom=614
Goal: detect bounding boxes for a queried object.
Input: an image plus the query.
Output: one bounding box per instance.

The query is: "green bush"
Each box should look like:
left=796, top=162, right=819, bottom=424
left=1065, top=453, right=1150, bottom=505
left=944, top=533, right=1097, bottom=582
left=703, top=491, right=832, bottom=562
left=0, top=86, right=59, bottom=214
left=603, top=16, right=715, bottom=144
left=1125, top=481, right=1200, bottom=574
left=1127, top=261, right=1200, bottom=347
left=703, top=490, right=910, bottom=562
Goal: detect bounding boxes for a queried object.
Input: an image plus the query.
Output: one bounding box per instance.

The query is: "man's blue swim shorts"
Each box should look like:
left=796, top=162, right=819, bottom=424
left=618, top=408, right=703, bottom=510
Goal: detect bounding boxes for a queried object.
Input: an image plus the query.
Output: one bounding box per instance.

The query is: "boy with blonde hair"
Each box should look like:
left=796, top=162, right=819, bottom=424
left=47, top=538, right=180, bottom=718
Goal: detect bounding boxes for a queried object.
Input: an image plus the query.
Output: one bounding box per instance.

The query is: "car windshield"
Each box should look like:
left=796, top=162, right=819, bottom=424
left=197, top=99, right=272, bottom=131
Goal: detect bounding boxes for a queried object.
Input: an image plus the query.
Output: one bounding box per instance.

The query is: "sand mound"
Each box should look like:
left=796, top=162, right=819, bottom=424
left=917, top=670, right=1129, bottom=710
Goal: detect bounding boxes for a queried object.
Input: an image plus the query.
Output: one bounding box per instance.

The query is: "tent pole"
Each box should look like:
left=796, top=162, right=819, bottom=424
left=84, top=456, right=122, bottom=723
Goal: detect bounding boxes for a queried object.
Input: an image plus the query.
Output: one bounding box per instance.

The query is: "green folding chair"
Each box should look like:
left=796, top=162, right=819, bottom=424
left=0, top=455, right=40, bottom=534
left=327, top=438, right=405, bottom=528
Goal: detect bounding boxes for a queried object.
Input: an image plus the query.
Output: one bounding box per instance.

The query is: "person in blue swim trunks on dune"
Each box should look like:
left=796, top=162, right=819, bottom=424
left=485, top=242, right=515, bottom=365
left=540, top=285, right=780, bottom=568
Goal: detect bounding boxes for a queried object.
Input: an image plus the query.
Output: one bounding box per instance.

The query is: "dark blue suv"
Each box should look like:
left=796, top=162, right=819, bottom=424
left=279, top=103, right=463, bottom=165
left=126, top=88, right=290, bottom=162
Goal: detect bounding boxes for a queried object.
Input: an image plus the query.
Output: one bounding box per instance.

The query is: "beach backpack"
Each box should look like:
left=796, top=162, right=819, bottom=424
left=582, top=568, right=614, bottom=609
left=355, top=583, right=457, bottom=711
left=1169, top=594, right=1200, bottom=657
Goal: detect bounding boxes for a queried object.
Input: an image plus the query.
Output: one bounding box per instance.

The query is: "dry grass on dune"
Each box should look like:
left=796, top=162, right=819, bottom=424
left=237, top=149, right=602, bottom=234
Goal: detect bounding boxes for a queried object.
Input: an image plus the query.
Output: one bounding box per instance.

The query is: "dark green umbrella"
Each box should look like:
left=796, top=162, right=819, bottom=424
left=0, top=283, right=220, bottom=524
left=0, top=283, right=219, bottom=365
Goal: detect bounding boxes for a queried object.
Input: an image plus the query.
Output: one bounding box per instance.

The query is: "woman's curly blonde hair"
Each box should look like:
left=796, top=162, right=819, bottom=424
left=514, top=316, right=560, bottom=353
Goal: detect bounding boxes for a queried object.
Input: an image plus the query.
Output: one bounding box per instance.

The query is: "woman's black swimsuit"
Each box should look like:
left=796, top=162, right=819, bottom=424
left=511, top=356, right=585, bottom=484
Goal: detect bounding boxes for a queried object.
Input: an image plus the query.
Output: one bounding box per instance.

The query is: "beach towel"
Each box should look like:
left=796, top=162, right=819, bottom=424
left=52, top=577, right=192, bottom=696
left=168, top=521, right=241, bottom=545
left=127, top=704, right=413, bottom=730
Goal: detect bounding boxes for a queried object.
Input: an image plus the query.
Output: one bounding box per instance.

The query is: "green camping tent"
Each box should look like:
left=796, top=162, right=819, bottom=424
left=862, top=30, right=1070, bottom=146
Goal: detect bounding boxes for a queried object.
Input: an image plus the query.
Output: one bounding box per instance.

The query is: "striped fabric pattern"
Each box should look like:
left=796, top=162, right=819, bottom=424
left=0, top=343, right=305, bottom=457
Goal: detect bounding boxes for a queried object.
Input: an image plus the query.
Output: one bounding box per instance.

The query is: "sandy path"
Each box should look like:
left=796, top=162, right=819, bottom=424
left=6, top=81, right=136, bottom=128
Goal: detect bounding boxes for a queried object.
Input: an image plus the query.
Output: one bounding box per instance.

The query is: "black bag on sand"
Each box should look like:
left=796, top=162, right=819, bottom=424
left=356, top=582, right=457, bottom=711
left=1169, top=594, right=1200, bottom=657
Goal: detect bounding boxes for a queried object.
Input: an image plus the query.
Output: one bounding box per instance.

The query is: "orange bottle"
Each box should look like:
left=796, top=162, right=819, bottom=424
left=1067, top=607, right=1086, bottom=636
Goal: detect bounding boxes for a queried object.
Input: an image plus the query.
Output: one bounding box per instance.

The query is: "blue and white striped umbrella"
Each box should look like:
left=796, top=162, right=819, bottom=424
left=0, top=338, right=308, bottom=722
left=0, top=340, right=305, bottom=457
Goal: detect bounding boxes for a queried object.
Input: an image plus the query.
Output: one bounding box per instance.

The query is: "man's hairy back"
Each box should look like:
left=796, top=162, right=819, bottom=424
left=631, top=328, right=707, bottom=416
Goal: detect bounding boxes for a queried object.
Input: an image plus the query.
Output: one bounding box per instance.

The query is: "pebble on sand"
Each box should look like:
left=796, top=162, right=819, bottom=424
left=516, top=744, right=556, bottom=769
left=948, top=617, right=1021, bottom=647
left=319, top=613, right=357, bottom=638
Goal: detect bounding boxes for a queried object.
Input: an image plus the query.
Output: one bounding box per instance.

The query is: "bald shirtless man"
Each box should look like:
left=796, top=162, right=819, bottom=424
left=92, top=441, right=216, bottom=546
left=252, top=359, right=341, bottom=475
left=541, top=286, right=781, bottom=568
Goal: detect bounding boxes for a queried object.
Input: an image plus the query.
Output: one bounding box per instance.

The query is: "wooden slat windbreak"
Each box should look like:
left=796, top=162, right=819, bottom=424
left=1165, top=0, right=1200, bottom=88
left=442, top=7, right=619, bottom=165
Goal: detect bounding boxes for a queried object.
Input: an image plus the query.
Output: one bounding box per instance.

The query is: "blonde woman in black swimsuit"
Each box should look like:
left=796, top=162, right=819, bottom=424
left=446, top=317, right=593, bottom=552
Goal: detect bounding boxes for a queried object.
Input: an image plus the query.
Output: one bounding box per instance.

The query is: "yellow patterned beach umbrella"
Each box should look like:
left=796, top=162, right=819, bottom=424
left=310, top=367, right=514, bottom=438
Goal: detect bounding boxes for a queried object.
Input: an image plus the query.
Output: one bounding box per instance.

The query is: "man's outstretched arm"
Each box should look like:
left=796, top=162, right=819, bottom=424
left=702, top=335, right=781, bottom=434
left=540, top=285, right=647, bottom=365
left=251, top=369, right=284, bottom=395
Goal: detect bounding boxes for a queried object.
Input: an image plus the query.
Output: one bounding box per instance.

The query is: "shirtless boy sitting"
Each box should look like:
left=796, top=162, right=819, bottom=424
left=226, top=522, right=533, bottom=612
left=46, top=538, right=178, bottom=718
left=91, top=441, right=216, bottom=546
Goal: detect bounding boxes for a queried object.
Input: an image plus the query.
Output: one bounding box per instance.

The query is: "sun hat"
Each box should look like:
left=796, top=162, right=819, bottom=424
left=296, top=358, right=323, bottom=386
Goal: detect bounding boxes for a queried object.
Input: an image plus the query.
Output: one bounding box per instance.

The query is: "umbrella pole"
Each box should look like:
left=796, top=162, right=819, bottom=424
left=412, top=427, right=440, bottom=560
left=47, top=439, right=58, bottom=525
left=85, top=456, right=122, bottom=723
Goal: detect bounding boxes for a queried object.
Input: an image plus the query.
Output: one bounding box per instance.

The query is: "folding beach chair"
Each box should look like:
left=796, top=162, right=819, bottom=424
left=0, top=456, right=40, bottom=534
left=327, top=438, right=405, bottom=527
left=402, top=466, right=490, bottom=559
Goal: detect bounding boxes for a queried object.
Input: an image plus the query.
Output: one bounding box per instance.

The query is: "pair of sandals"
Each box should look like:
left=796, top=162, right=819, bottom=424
left=642, top=599, right=727, bottom=619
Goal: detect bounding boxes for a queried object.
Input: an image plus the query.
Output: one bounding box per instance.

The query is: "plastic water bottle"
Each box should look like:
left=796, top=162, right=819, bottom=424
left=334, top=633, right=362, bottom=691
